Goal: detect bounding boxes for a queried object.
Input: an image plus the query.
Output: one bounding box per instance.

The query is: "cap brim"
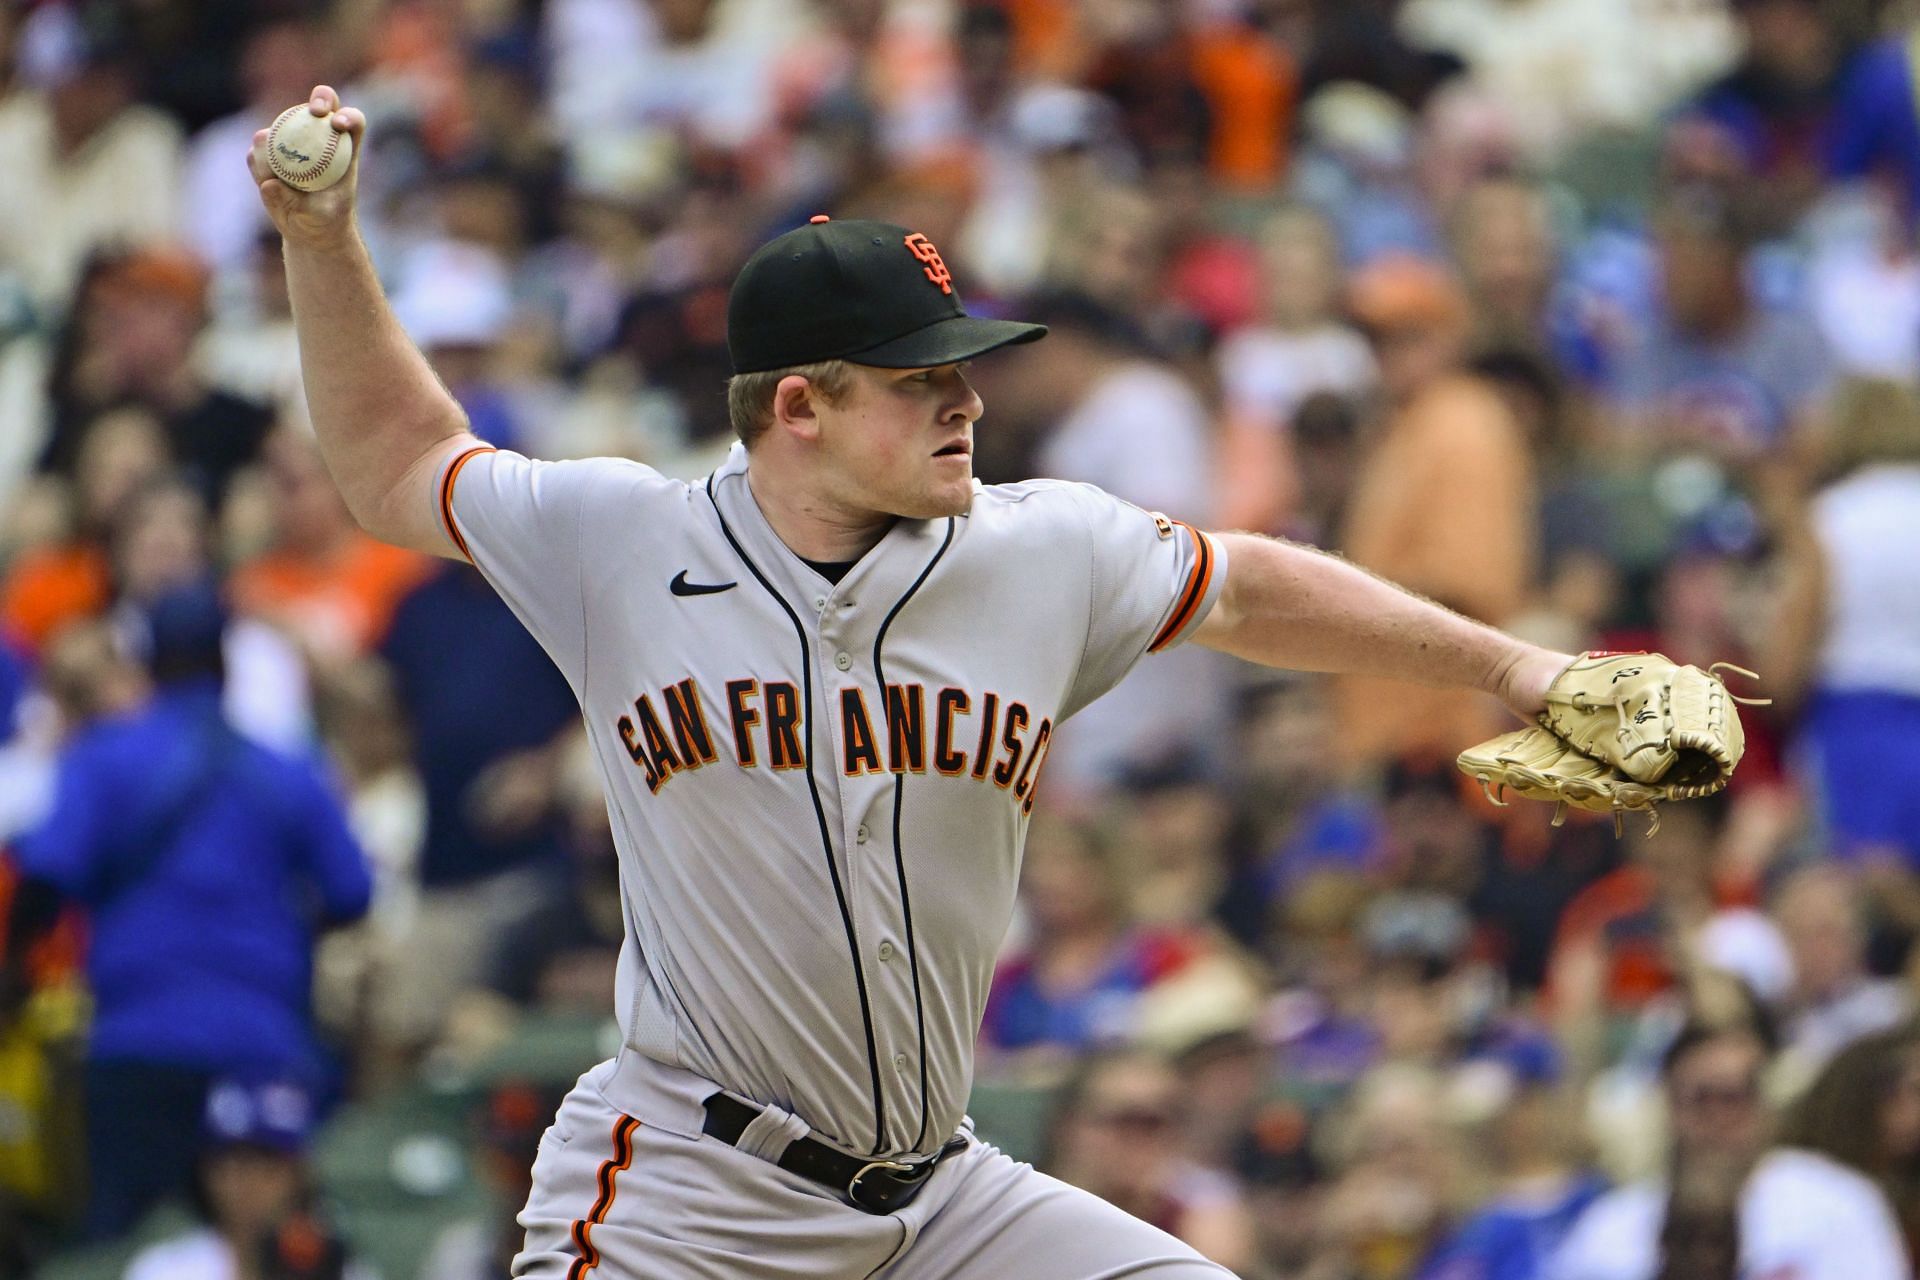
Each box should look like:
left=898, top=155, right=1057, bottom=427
left=848, top=315, right=1048, bottom=368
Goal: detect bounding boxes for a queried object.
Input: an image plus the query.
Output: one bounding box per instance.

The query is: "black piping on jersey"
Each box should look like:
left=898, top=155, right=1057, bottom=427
left=705, top=474, right=889, bottom=1155
left=870, top=516, right=955, bottom=1152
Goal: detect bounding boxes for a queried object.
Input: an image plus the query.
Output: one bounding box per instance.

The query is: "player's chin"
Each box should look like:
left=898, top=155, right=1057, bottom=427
left=905, top=471, right=973, bottom=519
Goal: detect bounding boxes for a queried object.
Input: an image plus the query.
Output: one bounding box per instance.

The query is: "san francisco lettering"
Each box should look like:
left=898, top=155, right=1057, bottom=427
left=615, top=677, right=1051, bottom=812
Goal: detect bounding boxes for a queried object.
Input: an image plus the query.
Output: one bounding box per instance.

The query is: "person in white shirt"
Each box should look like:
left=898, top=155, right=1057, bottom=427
left=1550, top=1019, right=1911, bottom=1280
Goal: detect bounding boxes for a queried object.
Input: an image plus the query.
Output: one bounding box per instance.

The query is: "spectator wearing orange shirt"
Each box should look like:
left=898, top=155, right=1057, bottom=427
left=229, top=428, right=431, bottom=667
left=1334, top=255, right=1538, bottom=774
left=0, top=406, right=170, bottom=655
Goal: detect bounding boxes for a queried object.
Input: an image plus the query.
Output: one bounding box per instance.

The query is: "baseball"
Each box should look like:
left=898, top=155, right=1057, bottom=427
left=266, top=103, right=352, bottom=192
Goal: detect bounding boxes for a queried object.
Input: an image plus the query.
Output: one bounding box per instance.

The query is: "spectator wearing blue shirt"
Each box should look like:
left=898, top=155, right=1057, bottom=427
left=6, top=582, right=370, bottom=1241
left=1416, top=1037, right=1607, bottom=1280
left=373, top=561, right=580, bottom=1056
left=1675, top=0, right=1848, bottom=216
left=1610, top=185, right=1834, bottom=460
left=1829, top=30, right=1920, bottom=221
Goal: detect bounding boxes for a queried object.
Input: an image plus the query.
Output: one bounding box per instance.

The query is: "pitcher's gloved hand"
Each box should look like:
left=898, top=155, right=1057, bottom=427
left=1457, top=651, right=1768, bottom=833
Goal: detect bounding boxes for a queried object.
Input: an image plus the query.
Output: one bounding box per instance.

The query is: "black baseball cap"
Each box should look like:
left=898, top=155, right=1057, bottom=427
left=727, top=216, right=1047, bottom=374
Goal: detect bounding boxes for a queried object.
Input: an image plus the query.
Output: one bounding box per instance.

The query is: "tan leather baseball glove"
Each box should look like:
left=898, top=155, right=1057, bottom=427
left=1456, top=652, right=1767, bottom=834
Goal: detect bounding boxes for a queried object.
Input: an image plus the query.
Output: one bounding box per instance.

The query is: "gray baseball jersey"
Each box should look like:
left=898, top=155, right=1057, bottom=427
left=437, top=441, right=1225, bottom=1161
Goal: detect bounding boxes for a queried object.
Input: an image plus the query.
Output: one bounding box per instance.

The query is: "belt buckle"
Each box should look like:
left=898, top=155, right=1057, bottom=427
left=846, top=1158, right=919, bottom=1211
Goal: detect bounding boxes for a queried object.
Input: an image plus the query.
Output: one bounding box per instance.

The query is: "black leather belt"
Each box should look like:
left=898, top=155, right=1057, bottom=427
left=701, top=1093, right=967, bottom=1215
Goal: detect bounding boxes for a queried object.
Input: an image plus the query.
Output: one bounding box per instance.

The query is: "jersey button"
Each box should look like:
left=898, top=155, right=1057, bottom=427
left=893, top=1053, right=909, bottom=1072
left=814, top=596, right=827, bottom=611
left=877, top=940, right=894, bottom=961
left=834, top=651, right=852, bottom=671
left=855, top=824, right=871, bottom=844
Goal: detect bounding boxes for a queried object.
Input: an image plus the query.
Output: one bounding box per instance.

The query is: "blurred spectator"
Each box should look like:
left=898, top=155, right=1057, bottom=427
left=1767, top=381, right=1920, bottom=911
left=1233, top=1096, right=1329, bottom=1278
left=1448, top=178, right=1611, bottom=393
left=1116, top=755, right=1238, bottom=931
left=1671, top=0, right=1849, bottom=221
left=1221, top=676, right=1385, bottom=952
left=181, top=19, right=330, bottom=285
left=107, top=476, right=314, bottom=751
left=305, top=657, right=424, bottom=1094
left=544, top=0, right=812, bottom=192
left=1265, top=871, right=1391, bottom=1107
left=0, top=854, right=84, bottom=1273
left=1417, top=1039, right=1607, bottom=1280
left=1043, top=1047, right=1258, bottom=1273
left=981, top=808, right=1203, bottom=1069
left=1770, top=865, right=1912, bottom=1090
left=389, top=238, right=529, bottom=454
left=373, top=563, right=580, bottom=1061
left=1550, top=1019, right=1910, bottom=1280
left=418, top=1080, right=566, bottom=1280
left=196, top=229, right=311, bottom=430
left=1805, top=190, right=1920, bottom=383
left=1826, top=14, right=1920, bottom=221
left=1283, top=389, right=1369, bottom=548
left=1334, top=254, right=1537, bottom=774
left=122, top=1077, right=372, bottom=1280
left=0, top=405, right=167, bottom=653
left=6, top=582, right=370, bottom=1240
left=0, top=3, right=184, bottom=318
left=1293, top=81, right=1445, bottom=266
left=1401, top=0, right=1735, bottom=164
left=1214, top=204, right=1378, bottom=533
left=1544, top=801, right=1792, bottom=1073
left=1610, top=184, right=1833, bottom=461
left=0, top=618, right=148, bottom=848
left=1008, top=289, right=1227, bottom=787
left=1780, top=1021, right=1920, bottom=1263
left=39, top=248, right=277, bottom=504
left=230, top=426, right=433, bottom=669
left=1318, top=1065, right=1472, bottom=1280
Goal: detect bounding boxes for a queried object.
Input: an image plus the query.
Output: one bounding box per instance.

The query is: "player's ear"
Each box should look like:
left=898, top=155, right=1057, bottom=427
left=771, top=375, right=822, bottom=444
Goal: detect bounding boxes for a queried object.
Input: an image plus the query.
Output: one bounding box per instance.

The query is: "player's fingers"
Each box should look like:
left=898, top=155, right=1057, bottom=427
left=331, top=106, right=366, bottom=144
left=247, top=129, right=271, bottom=184
left=307, top=84, right=339, bottom=117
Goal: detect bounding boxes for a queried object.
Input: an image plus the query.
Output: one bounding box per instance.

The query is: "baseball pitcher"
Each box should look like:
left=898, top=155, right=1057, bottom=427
left=250, top=91, right=1756, bottom=1279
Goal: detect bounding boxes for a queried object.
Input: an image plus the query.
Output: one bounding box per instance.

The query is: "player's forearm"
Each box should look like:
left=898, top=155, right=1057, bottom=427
left=1195, top=533, right=1571, bottom=718
left=283, top=231, right=471, bottom=539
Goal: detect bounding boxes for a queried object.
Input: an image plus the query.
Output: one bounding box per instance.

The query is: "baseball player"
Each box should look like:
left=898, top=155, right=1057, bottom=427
left=247, top=90, right=1674, bottom=1278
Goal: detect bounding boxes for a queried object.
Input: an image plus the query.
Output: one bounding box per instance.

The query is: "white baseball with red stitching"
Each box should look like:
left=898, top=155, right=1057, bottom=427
left=266, top=103, right=352, bottom=192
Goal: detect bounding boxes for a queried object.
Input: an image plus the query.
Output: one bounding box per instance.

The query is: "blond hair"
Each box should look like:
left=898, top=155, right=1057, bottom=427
left=725, top=359, right=855, bottom=448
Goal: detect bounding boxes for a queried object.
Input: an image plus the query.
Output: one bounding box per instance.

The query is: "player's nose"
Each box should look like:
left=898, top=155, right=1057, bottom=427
left=945, top=373, right=983, bottom=424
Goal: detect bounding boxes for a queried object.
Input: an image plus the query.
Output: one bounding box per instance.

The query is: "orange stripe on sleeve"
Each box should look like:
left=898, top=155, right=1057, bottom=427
left=1149, top=522, right=1214, bottom=652
left=438, top=444, right=497, bottom=562
left=567, top=1114, right=639, bottom=1279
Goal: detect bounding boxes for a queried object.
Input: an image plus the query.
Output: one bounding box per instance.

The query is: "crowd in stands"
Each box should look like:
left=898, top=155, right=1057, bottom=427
left=3, top=0, right=1920, bottom=1276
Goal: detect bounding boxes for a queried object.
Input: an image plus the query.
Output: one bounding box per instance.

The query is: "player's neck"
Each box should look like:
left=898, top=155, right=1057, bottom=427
left=745, top=466, right=894, bottom=564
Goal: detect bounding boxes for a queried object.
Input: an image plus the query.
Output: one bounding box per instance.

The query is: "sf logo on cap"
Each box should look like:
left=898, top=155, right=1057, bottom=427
left=904, top=233, right=952, bottom=295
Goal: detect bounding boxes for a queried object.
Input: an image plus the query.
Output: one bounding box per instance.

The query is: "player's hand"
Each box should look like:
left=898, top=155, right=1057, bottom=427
left=249, top=86, right=365, bottom=251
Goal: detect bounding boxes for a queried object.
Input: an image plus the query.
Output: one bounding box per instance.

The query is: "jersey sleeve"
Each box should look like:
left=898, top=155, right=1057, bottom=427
left=435, top=445, right=679, bottom=686
left=1061, top=483, right=1228, bottom=721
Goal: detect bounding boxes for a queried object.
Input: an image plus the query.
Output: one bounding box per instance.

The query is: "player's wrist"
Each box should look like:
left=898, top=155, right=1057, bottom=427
left=1493, top=645, right=1576, bottom=721
left=280, top=219, right=365, bottom=261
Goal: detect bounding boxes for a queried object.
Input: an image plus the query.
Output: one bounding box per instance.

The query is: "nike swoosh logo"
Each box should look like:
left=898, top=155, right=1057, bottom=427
left=670, top=570, right=737, bottom=597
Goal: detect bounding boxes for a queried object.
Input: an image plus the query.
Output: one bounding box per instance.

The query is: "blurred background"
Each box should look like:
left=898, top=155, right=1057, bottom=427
left=2, top=0, right=1920, bottom=1276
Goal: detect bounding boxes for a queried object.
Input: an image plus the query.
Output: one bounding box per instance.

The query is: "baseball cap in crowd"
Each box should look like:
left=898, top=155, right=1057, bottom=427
left=205, top=1078, right=316, bottom=1154
left=1232, top=1099, right=1321, bottom=1191
left=135, top=578, right=229, bottom=685
left=393, top=240, right=513, bottom=352
left=727, top=218, right=1047, bottom=374
left=1346, top=254, right=1472, bottom=337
